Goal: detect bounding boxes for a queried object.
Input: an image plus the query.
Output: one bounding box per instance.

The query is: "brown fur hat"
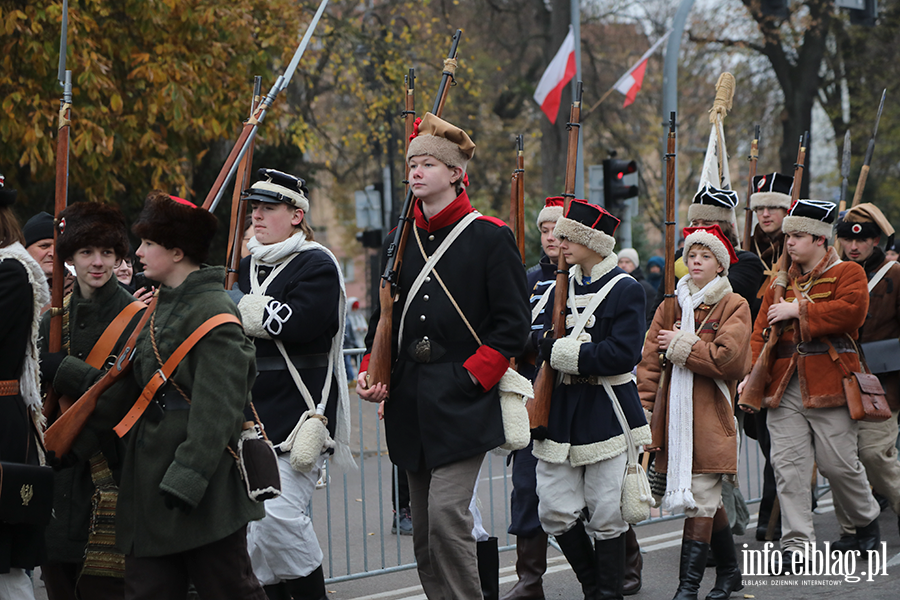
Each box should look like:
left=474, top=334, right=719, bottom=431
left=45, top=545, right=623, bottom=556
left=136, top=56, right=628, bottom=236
left=132, top=191, right=218, bottom=264
left=56, top=201, right=129, bottom=261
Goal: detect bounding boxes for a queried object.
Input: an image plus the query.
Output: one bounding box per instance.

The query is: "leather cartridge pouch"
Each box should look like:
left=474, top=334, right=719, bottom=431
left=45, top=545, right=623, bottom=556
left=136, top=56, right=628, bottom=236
left=824, top=337, right=891, bottom=423
left=0, top=462, right=54, bottom=525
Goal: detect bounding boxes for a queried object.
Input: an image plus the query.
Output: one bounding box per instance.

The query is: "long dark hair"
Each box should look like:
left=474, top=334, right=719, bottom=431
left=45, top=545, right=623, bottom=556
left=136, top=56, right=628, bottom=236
left=0, top=206, right=24, bottom=248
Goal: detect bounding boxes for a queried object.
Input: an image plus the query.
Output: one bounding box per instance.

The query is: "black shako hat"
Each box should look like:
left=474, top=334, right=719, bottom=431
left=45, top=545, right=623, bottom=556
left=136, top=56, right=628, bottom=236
left=782, top=199, right=837, bottom=239
left=750, top=172, right=793, bottom=210
left=242, top=168, right=310, bottom=211
left=688, top=182, right=739, bottom=225
left=23, top=212, right=54, bottom=247
left=552, top=199, right=620, bottom=257
left=0, top=173, right=16, bottom=208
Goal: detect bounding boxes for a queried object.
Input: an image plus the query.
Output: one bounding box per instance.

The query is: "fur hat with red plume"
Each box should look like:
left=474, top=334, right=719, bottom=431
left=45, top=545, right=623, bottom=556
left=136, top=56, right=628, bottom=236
left=56, top=201, right=129, bottom=262
left=132, top=191, right=218, bottom=264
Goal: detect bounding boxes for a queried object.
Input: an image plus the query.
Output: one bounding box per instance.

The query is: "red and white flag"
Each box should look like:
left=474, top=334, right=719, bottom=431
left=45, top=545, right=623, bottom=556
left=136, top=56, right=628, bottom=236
left=612, top=31, right=671, bottom=108
left=533, top=28, right=576, bottom=123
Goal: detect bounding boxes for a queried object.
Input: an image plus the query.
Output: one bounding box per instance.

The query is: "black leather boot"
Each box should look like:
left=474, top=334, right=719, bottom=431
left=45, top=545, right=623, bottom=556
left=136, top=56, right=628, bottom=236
left=594, top=533, right=625, bottom=600
left=856, top=518, right=881, bottom=553
left=555, top=521, right=597, bottom=600
left=283, top=565, right=327, bottom=600
left=478, top=537, right=500, bottom=600
left=500, top=533, right=548, bottom=600
left=622, top=525, right=642, bottom=596
left=706, top=508, right=742, bottom=600
left=671, top=518, right=712, bottom=600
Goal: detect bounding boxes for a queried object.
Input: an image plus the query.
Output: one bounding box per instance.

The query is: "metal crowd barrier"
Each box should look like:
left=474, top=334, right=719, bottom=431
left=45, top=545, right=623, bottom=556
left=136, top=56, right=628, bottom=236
left=315, top=348, right=827, bottom=583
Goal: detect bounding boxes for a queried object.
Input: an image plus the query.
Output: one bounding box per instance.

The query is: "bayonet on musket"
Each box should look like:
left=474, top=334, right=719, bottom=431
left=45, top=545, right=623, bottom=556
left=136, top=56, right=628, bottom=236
left=851, top=89, right=887, bottom=208
left=204, top=0, right=330, bottom=212
left=839, top=129, right=851, bottom=212
left=742, top=124, right=760, bottom=251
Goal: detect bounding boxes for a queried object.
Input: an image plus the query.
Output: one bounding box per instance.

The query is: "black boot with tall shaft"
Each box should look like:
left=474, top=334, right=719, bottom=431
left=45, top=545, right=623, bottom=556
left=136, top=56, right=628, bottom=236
left=555, top=521, right=598, bottom=600
left=706, top=507, right=742, bottom=600
left=671, top=517, right=713, bottom=600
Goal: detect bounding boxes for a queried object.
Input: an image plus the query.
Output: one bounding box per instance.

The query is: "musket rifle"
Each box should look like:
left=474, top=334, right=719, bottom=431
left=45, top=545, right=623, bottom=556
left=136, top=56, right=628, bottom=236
left=647, top=112, right=677, bottom=452
left=44, top=0, right=72, bottom=420
left=403, top=69, right=416, bottom=189
left=224, top=76, right=263, bottom=290
left=833, top=130, right=852, bottom=257
left=202, top=0, right=330, bottom=213
left=527, top=82, right=582, bottom=434
left=851, top=90, right=886, bottom=208
left=364, top=31, right=462, bottom=394
left=742, top=125, right=760, bottom=251
left=739, top=131, right=808, bottom=413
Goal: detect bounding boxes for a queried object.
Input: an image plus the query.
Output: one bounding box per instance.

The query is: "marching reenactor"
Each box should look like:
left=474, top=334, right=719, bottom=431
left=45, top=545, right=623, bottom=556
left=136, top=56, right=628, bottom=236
left=65, top=192, right=267, bottom=599
left=38, top=201, right=142, bottom=599
left=832, top=204, right=900, bottom=549
left=745, top=172, right=793, bottom=543
left=638, top=224, right=751, bottom=600
left=229, top=168, right=354, bottom=600
left=533, top=199, right=649, bottom=600
left=357, top=113, right=530, bottom=599
left=743, top=199, right=882, bottom=570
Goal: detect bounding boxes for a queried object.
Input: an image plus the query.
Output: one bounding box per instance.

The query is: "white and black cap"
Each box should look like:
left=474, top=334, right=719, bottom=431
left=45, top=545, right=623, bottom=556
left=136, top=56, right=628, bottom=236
left=782, top=199, right=837, bottom=239
left=687, top=182, right=739, bottom=226
left=243, top=168, right=310, bottom=212
left=750, top=172, right=793, bottom=210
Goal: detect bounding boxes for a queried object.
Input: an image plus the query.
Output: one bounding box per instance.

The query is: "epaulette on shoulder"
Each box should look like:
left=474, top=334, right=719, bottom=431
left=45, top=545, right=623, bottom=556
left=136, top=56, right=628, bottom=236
left=476, top=215, right=508, bottom=228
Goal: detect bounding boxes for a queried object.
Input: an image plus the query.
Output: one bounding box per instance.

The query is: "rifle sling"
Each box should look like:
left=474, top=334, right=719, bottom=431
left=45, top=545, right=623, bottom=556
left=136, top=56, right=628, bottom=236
left=58, top=301, right=147, bottom=414
left=113, top=314, right=241, bottom=438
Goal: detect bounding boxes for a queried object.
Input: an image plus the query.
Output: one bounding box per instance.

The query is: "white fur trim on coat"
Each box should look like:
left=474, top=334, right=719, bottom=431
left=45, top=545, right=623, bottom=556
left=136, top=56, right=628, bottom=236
left=533, top=424, right=652, bottom=467
left=782, top=215, right=833, bottom=239
left=237, top=294, right=275, bottom=340
left=683, top=230, right=731, bottom=275
left=569, top=252, right=618, bottom=284
left=682, top=274, right=733, bottom=306
left=666, top=330, right=700, bottom=367
left=749, top=191, right=791, bottom=210
left=553, top=217, right=616, bottom=257
left=550, top=338, right=582, bottom=375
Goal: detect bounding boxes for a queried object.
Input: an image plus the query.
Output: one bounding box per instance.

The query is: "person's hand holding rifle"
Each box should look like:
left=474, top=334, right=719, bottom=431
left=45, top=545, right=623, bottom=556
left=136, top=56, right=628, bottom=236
left=738, top=132, right=807, bottom=413
left=358, top=31, right=462, bottom=402
left=526, top=83, right=582, bottom=437
left=646, top=112, right=677, bottom=452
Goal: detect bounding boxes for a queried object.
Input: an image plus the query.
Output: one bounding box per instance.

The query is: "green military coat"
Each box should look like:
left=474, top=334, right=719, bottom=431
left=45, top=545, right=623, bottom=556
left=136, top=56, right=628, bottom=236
left=73, top=266, right=264, bottom=557
left=39, top=276, right=141, bottom=564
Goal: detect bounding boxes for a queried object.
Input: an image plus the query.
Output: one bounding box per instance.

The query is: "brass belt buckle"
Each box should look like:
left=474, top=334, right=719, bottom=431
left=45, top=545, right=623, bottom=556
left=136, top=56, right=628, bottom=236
left=414, top=337, right=432, bottom=363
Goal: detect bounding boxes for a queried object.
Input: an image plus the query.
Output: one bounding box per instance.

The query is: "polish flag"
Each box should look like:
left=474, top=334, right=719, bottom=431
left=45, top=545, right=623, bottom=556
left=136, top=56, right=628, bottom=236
left=533, top=28, right=576, bottom=123
left=612, top=31, right=671, bottom=108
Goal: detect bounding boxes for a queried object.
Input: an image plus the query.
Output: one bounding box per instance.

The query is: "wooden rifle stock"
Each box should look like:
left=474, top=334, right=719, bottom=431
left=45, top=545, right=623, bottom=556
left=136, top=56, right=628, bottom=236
left=647, top=113, right=677, bottom=452
left=44, top=70, right=73, bottom=421
left=365, top=31, right=462, bottom=393
left=224, top=77, right=263, bottom=290
left=738, top=133, right=807, bottom=412
left=742, top=125, right=760, bottom=251
left=528, top=83, right=582, bottom=433
left=44, top=296, right=157, bottom=456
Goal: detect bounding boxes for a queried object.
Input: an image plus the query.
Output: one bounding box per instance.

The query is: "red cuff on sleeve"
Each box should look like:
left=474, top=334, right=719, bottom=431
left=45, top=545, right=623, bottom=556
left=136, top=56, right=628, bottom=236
left=464, top=346, right=509, bottom=390
left=360, top=353, right=371, bottom=374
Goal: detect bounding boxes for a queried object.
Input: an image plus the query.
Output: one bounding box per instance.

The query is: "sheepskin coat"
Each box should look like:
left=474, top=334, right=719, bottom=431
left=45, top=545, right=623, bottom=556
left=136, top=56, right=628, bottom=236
left=637, top=276, right=751, bottom=474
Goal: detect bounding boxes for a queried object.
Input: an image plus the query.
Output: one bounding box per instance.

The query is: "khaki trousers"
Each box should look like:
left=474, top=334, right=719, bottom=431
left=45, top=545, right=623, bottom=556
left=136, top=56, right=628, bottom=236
left=834, top=409, right=900, bottom=535
left=684, top=473, right=724, bottom=519
left=406, top=452, right=485, bottom=600
left=767, top=376, right=880, bottom=552
left=535, top=452, right=628, bottom=541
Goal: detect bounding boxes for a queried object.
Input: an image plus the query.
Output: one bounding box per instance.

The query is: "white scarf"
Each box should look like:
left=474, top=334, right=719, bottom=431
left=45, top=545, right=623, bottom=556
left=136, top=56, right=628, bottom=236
left=0, top=242, right=51, bottom=440
left=248, top=232, right=356, bottom=471
left=662, top=275, right=722, bottom=513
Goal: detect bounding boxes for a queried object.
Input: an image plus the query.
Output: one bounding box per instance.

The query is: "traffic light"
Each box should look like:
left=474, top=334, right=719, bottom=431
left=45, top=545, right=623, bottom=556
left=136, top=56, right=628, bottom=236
left=602, top=158, right=638, bottom=214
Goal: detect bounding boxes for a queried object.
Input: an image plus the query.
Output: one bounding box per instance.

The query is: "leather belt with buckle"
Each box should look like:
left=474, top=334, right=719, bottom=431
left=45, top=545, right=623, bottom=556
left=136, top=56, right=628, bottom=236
left=776, top=338, right=856, bottom=359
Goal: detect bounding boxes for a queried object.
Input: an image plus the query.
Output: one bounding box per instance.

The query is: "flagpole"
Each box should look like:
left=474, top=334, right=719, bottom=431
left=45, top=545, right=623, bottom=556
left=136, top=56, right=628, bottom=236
left=571, top=0, right=584, bottom=199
